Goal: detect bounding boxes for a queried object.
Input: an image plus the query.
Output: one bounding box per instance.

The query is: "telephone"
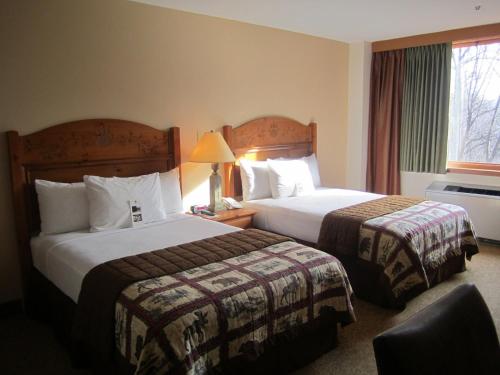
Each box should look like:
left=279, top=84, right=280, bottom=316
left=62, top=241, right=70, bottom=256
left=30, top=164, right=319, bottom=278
left=222, top=197, right=243, bottom=209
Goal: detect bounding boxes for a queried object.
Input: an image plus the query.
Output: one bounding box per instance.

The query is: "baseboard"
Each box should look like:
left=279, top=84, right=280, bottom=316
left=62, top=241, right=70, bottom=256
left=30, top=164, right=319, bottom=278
left=0, top=299, right=23, bottom=318
left=479, top=238, right=500, bottom=247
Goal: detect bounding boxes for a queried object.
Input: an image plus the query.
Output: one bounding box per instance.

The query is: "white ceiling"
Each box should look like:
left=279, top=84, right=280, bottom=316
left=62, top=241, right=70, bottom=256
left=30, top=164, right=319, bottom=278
left=132, top=0, right=499, bottom=43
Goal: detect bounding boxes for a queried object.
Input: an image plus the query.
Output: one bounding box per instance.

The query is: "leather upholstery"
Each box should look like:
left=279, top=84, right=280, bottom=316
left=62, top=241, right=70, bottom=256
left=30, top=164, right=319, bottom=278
left=373, top=283, right=500, bottom=375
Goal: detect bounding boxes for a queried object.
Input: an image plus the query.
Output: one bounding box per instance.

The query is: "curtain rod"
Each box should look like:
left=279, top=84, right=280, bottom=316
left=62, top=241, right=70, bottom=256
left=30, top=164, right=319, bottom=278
left=372, top=23, right=500, bottom=52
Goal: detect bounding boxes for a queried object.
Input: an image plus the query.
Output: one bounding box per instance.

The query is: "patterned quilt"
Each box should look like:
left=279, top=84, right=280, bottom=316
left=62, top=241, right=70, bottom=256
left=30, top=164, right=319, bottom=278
left=358, top=201, right=479, bottom=299
left=115, top=241, right=355, bottom=374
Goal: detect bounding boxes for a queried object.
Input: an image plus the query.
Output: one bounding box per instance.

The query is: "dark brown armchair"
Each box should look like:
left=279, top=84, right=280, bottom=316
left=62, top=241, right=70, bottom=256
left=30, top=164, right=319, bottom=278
left=373, top=283, right=500, bottom=375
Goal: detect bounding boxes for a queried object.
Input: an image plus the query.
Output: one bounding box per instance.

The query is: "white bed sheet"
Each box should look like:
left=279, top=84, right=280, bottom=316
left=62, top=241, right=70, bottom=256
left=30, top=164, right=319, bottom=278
left=31, top=213, right=240, bottom=302
left=243, top=188, right=383, bottom=244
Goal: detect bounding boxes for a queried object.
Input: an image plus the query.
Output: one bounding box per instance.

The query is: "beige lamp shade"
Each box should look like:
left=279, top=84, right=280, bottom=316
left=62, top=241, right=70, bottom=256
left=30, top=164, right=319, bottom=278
left=190, top=131, right=235, bottom=163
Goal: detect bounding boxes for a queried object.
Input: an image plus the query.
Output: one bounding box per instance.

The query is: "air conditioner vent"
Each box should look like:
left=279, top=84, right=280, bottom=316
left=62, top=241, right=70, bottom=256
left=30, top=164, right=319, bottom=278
left=444, top=185, right=500, bottom=197
left=426, top=181, right=500, bottom=242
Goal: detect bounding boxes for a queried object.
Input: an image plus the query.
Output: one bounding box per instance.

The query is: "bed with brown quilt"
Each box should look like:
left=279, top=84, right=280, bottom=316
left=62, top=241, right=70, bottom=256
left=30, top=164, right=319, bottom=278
left=222, top=116, right=480, bottom=308
left=7, top=119, right=355, bottom=374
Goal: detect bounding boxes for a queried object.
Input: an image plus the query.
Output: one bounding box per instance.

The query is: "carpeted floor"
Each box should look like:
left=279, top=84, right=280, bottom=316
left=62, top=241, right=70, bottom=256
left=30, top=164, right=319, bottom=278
left=295, top=242, right=500, bottom=375
left=1, top=242, right=498, bottom=375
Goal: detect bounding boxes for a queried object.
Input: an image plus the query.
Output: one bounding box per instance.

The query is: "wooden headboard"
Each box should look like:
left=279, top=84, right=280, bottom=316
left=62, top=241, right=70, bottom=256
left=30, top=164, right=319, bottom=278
left=223, top=116, right=317, bottom=198
left=6, top=118, right=180, bottom=295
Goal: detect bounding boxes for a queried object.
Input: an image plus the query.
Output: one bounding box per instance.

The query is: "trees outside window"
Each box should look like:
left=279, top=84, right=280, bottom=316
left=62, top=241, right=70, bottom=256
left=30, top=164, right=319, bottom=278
left=447, top=41, right=500, bottom=166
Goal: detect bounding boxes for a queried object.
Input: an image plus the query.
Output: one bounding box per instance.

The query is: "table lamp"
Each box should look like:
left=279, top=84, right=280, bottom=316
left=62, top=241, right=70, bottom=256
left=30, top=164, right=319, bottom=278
left=190, top=130, right=235, bottom=212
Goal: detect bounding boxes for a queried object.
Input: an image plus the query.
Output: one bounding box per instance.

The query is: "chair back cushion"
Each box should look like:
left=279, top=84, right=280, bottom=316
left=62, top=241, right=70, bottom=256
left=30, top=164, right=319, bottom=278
left=373, top=283, right=500, bottom=375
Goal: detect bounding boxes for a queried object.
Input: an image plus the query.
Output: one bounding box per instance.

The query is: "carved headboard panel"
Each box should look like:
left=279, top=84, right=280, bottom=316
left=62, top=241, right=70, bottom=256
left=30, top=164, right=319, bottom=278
left=223, top=116, right=317, bottom=198
left=7, top=118, right=180, bottom=295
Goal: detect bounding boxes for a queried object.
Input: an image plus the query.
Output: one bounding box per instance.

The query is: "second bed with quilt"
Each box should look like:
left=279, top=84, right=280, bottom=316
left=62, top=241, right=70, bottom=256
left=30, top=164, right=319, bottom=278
left=223, top=117, right=480, bottom=308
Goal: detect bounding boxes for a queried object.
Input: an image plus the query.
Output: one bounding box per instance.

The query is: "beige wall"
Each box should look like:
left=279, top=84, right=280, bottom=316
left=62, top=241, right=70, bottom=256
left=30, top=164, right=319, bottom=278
left=0, top=0, right=349, bottom=302
left=346, top=42, right=371, bottom=190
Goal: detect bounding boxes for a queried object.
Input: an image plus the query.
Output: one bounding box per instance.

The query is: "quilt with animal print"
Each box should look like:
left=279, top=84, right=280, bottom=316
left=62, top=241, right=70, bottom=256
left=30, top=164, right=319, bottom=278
left=74, top=229, right=293, bottom=366
left=320, top=200, right=479, bottom=305
left=115, top=241, right=355, bottom=374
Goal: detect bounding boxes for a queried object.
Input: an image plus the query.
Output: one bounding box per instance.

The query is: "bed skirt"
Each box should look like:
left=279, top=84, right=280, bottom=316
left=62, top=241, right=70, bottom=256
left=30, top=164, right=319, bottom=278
left=336, top=251, right=467, bottom=309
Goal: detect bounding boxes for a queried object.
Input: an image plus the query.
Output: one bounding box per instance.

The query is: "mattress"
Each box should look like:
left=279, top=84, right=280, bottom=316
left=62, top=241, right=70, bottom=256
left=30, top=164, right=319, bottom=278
left=243, top=188, right=383, bottom=243
left=30, top=213, right=240, bottom=302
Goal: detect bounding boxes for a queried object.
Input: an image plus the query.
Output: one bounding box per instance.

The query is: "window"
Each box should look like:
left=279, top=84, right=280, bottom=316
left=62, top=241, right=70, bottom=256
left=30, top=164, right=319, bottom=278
left=447, top=40, right=500, bottom=175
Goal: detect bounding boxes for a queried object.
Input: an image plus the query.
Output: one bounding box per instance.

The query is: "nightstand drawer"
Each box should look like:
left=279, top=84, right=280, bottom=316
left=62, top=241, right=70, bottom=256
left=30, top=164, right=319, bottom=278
left=223, top=216, right=252, bottom=229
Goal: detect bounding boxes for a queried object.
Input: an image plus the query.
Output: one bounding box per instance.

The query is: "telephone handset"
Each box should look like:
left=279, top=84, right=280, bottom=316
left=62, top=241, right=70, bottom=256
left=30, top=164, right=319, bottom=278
left=222, top=197, right=243, bottom=209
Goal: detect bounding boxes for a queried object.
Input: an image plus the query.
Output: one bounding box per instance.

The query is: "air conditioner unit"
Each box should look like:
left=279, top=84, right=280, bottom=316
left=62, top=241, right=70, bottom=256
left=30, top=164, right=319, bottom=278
left=425, top=181, right=500, bottom=242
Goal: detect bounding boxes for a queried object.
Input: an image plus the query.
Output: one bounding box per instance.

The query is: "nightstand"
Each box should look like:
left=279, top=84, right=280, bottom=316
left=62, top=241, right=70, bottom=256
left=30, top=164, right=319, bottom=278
left=195, top=208, right=257, bottom=229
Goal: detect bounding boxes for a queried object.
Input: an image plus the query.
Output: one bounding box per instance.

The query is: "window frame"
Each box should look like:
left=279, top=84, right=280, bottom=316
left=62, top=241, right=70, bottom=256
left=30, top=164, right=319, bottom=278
left=447, top=161, right=500, bottom=177
left=446, top=38, right=500, bottom=176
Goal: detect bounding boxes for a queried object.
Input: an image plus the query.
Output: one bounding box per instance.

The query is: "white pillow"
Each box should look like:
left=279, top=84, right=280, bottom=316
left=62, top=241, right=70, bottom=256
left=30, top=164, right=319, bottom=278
left=304, top=154, right=321, bottom=187
left=159, top=168, right=183, bottom=214
left=267, top=159, right=315, bottom=198
left=84, top=173, right=166, bottom=232
left=35, top=180, right=90, bottom=234
left=239, top=158, right=272, bottom=201
left=278, top=154, right=321, bottom=187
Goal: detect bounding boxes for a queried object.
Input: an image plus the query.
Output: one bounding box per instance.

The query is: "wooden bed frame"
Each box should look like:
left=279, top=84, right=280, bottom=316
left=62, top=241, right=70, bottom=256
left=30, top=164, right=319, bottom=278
left=6, top=118, right=181, bottom=304
left=222, top=116, right=316, bottom=198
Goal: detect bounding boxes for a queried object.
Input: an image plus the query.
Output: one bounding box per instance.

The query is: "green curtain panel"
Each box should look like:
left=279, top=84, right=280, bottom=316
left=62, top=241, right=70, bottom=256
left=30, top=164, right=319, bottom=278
left=400, top=43, right=452, bottom=173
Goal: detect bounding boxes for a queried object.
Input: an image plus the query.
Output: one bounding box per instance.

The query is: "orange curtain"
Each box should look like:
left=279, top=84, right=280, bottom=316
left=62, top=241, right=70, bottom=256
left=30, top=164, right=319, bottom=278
left=366, top=50, right=405, bottom=195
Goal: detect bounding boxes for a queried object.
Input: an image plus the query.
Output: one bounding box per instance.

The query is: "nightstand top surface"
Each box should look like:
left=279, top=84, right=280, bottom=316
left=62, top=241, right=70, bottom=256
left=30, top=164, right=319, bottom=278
left=189, top=208, right=257, bottom=222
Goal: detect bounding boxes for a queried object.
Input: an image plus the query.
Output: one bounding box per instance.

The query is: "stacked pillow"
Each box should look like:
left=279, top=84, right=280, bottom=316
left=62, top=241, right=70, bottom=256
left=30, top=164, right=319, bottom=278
left=35, top=168, right=183, bottom=235
left=267, top=158, right=315, bottom=198
left=84, top=173, right=166, bottom=232
left=35, top=180, right=90, bottom=234
left=239, top=159, right=272, bottom=201
left=239, top=154, right=321, bottom=200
